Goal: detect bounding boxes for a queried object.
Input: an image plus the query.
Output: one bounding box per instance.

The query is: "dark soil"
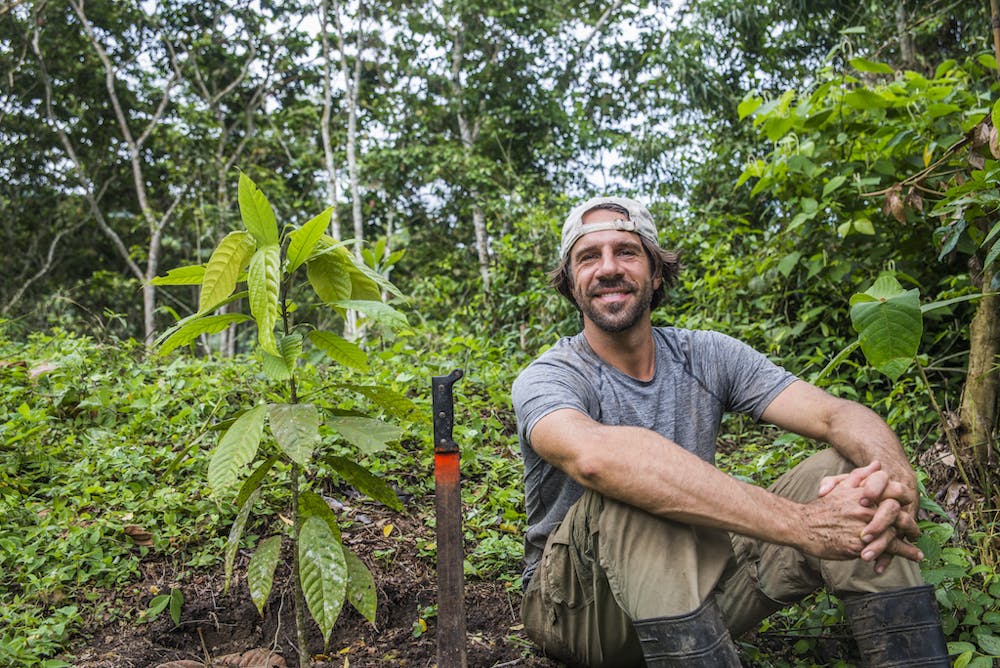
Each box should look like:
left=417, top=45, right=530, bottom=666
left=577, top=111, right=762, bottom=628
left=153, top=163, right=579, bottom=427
left=68, top=502, right=560, bottom=668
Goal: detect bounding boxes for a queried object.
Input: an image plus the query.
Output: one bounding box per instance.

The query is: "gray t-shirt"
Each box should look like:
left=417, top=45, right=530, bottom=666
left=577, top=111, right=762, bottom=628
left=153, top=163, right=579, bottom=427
left=512, top=327, right=797, bottom=584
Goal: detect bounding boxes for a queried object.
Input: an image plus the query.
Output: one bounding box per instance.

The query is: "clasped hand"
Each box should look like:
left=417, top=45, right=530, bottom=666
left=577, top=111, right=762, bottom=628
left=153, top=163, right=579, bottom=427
left=815, top=460, right=922, bottom=573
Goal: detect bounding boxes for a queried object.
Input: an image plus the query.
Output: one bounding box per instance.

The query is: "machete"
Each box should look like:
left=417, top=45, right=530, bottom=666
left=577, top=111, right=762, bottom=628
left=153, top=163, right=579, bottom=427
left=432, top=369, right=467, bottom=667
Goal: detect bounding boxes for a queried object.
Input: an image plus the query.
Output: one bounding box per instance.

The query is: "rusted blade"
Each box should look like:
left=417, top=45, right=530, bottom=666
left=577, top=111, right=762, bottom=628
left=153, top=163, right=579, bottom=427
left=432, top=369, right=466, bottom=668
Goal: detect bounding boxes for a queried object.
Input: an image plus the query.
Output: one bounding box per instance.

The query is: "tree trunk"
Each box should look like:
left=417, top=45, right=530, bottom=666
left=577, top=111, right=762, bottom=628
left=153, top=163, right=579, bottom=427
left=895, top=0, right=915, bottom=69
left=959, top=264, right=1000, bottom=472
left=320, top=0, right=342, bottom=240
left=332, top=0, right=366, bottom=340
left=991, top=0, right=1000, bottom=81
left=449, top=19, right=492, bottom=294
left=471, top=205, right=490, bottom=291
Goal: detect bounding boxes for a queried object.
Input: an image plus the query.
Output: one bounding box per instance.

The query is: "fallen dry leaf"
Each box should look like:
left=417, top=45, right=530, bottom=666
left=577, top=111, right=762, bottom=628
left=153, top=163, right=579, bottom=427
left=214, top=648, right=287, bottom=667
left=123, top=525, right=153, bottom=546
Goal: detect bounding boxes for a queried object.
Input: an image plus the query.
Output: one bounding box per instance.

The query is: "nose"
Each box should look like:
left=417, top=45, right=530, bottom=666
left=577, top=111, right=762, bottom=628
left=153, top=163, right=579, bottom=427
left=594, top=248, right=623, bottom=279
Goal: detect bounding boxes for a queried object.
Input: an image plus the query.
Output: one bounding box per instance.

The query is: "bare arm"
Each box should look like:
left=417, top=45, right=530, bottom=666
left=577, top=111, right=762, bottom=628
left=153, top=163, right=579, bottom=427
left=530, top=407, right=882, bottom=561
left=761, top=380, right=922, bottom=569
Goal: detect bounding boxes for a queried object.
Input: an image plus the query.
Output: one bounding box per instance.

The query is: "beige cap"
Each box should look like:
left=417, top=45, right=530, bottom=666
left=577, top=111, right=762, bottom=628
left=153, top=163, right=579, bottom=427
left=560, top=196, right=659, bottom=260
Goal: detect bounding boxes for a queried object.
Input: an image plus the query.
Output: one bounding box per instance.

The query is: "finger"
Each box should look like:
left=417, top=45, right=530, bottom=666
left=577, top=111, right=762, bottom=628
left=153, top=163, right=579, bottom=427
left=861, top=498, right=902, bottom=543
left=860, top=523, right=900, bottom=562
left=889, top=538, right=924, bottom=563
left=819, top=462, right=882, bottom=500
left=818, top=473, right=849, bottom=497
left=880, top=479, right=918, bottom=508
left=861, top=527, right=924, bottom=565
left=859, top=470, right=889, bottom=508
left=845, top=461, right=881, bottom=489
left=893, top=512, right=921, bottom=542
left=873, top=551, right=894, bottom=574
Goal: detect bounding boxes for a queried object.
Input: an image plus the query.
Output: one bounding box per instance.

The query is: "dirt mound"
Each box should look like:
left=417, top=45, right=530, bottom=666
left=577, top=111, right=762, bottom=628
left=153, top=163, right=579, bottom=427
left=68, top=503, right=558, bottom=667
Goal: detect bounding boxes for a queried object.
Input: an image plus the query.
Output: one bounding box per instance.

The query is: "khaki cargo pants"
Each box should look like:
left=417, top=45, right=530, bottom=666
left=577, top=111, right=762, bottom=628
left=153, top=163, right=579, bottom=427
left=520, top=450, right=925, bottom=667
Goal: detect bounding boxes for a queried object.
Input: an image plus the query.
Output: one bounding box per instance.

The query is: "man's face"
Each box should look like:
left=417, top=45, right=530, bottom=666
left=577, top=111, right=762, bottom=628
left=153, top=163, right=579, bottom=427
left=568, top=210, right=660, bottom=334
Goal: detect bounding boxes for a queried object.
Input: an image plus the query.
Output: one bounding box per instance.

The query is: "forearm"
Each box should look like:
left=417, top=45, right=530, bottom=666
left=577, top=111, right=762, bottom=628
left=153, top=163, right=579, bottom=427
left=763, top=382, right=917, bottom=506
left=824, top=403, right=918, bottom=511
left=573, top=425, right=802, bottom=543
left=534, top=414, right=873, bottom=559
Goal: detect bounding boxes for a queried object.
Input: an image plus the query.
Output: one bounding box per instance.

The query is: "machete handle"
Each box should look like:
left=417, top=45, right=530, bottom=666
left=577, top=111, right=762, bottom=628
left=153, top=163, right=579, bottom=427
left=432, top=369, right=463, bottom=454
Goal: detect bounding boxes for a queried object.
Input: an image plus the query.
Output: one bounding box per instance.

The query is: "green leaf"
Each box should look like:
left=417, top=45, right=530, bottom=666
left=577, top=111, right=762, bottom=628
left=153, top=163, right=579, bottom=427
left=349, top=264, right=384, bottom=301
left=849, top=57, right=894, bottom=74
left=921, top=293, right=983, bottom=314
left=157, top=313, right=252, bottom=356
left=248, top=535, right=282, bottom=616
left=287, top=207, right=334, bottom=273
left=307, top=247, right=354, bottom=306
left=238, top=172, right=278, bottom=246
left=169, top=588, right=184, bottom=626
left=328, top=416, right=403, bottom=455
left=298, top=490, right=342, bottom=541
left=981, top=54, right=999, bottom=72
left=248, top=244, right=282, bottom=356
left=341, top=384, right=418, bottom=420
left=308, top=330, right=370, bottom=372
left=344, top=548, right=377, bottom=624
left=333, top=300, right=408, bottom=331
left=777, top=252, right=801, bottom=277
left=261, top=351, right=291, bottom=382
left=200, top=231, right=256, bottom=313
left=853, top=218, right=875, bottom=235
left=849, top=275, right=922, bottom=380
left=235, top=455, right=279, bottom=509
left=326, top=455, right=403, bottom=511
left=209, top=404, right=267, bottom=494
left=262, top=332, right=303, bottom=381
left=267, top=403, right=319, bottom=466
left=299, top=516, right=347, bottom=645
left=737, top=96, right=762, bottom=120
left=151, top=265, right=206, bottom=286
left=976, top=633, right=1000, bottom=656
left=346, top=246, right=405, bottom=299
left=224, top=488, right=260, bottom=593
left=926, top=103, right=961, bottom=119
left=145, top=594, right=170, bottom=620
left=843, top=89, right=890, bottom=110
left=822, top=175, right=846, bottom=198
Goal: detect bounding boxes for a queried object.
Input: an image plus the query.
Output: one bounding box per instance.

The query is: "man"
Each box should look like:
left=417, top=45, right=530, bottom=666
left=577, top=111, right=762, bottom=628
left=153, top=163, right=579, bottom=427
left=511, top=196, right=949, bottom=667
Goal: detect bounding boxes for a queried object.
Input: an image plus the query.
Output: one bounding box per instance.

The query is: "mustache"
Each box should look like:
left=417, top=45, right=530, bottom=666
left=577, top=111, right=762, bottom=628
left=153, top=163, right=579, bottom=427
left=588, top=279, right=636, bottom=296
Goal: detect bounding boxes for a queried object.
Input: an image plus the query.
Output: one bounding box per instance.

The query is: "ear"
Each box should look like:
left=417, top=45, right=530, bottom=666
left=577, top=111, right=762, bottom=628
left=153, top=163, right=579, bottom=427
left=652, top=273, right=662, bottom=291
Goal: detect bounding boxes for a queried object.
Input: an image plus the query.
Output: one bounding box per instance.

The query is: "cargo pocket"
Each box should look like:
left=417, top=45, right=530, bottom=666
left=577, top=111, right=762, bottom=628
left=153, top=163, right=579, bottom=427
left=542, top=517, right=595, bottom=610
left=734, top=533, right=817, bottom=606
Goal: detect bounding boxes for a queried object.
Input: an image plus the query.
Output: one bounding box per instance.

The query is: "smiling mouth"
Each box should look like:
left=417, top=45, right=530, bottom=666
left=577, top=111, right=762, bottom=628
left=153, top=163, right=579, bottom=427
left=590, top=283, right=634, bottom=299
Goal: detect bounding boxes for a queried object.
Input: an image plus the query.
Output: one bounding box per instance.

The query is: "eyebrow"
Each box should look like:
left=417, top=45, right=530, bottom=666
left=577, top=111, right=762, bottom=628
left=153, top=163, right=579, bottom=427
left=572, top=237, right=643, bottom=262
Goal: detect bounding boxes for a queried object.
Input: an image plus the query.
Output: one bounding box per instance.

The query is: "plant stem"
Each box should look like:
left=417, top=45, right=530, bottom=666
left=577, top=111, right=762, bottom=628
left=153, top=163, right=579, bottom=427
left=290, top=462, right=310, bottom=668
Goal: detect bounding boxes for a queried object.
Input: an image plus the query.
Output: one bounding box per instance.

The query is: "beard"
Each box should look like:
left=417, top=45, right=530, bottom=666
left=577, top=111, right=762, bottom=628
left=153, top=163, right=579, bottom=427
left=575, top=277, right=653, bottom=334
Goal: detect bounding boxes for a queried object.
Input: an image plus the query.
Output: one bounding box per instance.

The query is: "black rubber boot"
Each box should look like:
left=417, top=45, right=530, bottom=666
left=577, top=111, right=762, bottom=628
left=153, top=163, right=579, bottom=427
left=632, top=597, right=741, bottom=667
left=844, top=584, right=950, bottom=667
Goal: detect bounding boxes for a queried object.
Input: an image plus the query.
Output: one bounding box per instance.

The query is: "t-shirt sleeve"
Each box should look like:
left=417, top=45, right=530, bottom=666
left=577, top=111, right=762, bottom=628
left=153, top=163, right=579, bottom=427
left=512, top=352, right=598, bottom=446
left=696, top=331, right=797, bottom=420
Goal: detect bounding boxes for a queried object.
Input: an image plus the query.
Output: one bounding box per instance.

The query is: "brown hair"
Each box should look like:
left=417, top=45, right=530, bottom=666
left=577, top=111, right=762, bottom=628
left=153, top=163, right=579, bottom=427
left=548, top=231, right=681, bottom=311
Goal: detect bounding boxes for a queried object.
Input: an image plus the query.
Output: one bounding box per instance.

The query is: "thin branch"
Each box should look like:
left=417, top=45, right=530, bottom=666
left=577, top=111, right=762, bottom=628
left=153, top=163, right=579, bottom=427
left=29, top=17, right=145, bottom=283
left=557, top=0, right=625, bottom=91
left=2, top=223, right=82, bottom=315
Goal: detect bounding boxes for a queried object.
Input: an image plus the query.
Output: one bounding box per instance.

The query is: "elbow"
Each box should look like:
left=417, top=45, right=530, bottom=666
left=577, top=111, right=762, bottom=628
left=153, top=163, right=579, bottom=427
left=569, top=449, right=611, bottom=488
